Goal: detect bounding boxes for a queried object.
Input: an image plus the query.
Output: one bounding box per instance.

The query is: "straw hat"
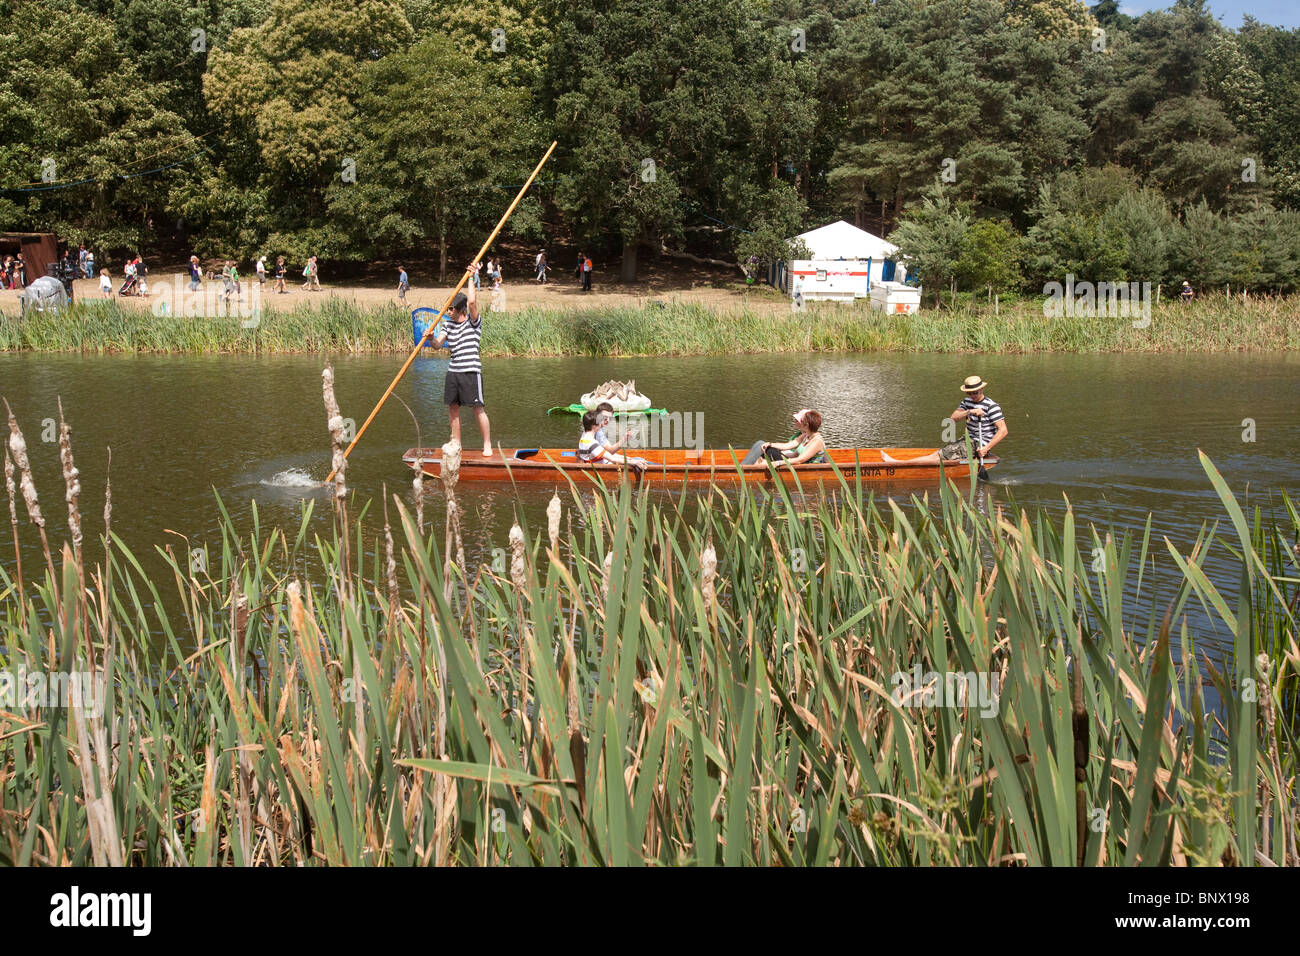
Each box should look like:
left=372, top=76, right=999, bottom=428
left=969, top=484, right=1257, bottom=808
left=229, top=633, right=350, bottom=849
left=961, top=375, right=987, bottom=392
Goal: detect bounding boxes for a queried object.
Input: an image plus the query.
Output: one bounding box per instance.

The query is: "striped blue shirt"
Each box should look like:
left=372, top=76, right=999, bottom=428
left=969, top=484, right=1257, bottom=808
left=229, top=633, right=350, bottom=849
left=443, top=317, right=482, bottom=373
left=959, top=396, right=1004, bottom=446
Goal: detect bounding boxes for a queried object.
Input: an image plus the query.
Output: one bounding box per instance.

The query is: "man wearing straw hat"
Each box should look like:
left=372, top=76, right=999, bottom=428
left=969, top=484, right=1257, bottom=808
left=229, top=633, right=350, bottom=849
left=950, top=375, right=1006, bottom=461
left=882, top=374, right=1007, bottom=465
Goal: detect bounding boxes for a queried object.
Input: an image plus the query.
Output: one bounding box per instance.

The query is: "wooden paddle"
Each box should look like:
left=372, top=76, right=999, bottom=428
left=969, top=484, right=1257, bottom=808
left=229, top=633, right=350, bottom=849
left=324, top=141, right=558, bottom=484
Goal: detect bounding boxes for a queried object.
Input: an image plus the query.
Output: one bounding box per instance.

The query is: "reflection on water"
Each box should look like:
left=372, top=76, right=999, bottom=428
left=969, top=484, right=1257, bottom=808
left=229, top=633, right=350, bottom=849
left=0, top=350, right=1296, bottom=661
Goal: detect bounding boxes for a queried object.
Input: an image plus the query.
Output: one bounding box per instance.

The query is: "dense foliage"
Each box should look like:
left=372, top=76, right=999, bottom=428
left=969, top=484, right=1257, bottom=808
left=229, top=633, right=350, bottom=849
left=2, top=0, right=1299, bottom=288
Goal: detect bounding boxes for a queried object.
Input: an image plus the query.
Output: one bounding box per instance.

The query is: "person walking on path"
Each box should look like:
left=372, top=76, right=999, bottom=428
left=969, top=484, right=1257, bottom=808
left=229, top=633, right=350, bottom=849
left=189, top=255, right=202, bottom=292
left=490, top=271, right=506, bottom=312
left=581, top=253, right=592, bottom=291
left=138, top=256, right=150, bottom=296
left=303, top=255, right=321, bottom=290
left=84, top=248, right=94, bottom=281
left=99, top=269, right=113, bottom=298
left=223, top=260, right=239, bottom=303
left=256, top=255, right=267, bottom=287
left=535, top=250, right=547, bottom=283
left=397, top=265, right=409, bottom=302
left=78, top=244, right=87, bottom=279
left=431, top=268, right=493, bottom=457
left=274, top=256, right=287, bottom=293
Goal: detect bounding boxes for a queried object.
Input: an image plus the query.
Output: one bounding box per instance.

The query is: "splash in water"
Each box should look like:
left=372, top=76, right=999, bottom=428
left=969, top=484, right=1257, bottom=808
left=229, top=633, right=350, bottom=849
left=261, top=468, right=320, bottom=489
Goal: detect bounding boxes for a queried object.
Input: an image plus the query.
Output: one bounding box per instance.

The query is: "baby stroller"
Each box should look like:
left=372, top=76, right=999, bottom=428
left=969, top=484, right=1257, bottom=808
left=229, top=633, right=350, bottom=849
left=119, top=273, right=140, bottom=296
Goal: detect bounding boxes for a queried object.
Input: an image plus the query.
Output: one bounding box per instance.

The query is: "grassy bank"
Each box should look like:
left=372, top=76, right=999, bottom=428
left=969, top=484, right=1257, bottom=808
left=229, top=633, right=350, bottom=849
left=1, top=405, right=1296, bottom=863
left=2, top=294, right=1299, bottom=355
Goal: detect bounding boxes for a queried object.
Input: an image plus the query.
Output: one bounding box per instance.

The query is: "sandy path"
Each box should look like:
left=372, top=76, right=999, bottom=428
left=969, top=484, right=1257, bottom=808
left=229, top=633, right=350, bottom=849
left=2, top=263, right=791, bottom=318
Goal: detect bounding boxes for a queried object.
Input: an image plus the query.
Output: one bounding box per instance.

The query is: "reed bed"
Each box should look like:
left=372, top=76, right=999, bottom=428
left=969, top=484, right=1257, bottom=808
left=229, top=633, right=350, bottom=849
left=0, top=398, right=1297, bottom=865
left=2, top=294, right=1298, bottom=355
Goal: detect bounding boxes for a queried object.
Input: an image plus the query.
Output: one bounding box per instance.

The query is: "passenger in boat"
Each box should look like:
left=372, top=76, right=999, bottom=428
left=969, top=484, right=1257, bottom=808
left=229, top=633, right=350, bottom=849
left=579, top=410, right=648, bottom=473
left=741, top=409, right=828, bottom=465
left=880, top=375, right=1006, bottom=465
left=594, top=402, right=621, bottom=453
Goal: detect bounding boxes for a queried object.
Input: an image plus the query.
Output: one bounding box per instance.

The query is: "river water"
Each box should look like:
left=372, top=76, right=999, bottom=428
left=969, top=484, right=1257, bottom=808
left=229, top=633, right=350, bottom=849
left=1, top=351, right=1297, bottom=658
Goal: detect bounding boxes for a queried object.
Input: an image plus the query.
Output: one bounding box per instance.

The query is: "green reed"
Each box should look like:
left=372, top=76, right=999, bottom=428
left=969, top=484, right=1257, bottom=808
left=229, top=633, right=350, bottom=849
left=0, top=403, right=1296, bottom=863
left=2, top=293, right=1298, bottom=356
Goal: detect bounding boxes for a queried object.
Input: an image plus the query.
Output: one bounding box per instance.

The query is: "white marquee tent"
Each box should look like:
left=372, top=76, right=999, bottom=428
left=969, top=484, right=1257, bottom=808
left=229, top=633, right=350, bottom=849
left=767, top=220, right=909, bottom=302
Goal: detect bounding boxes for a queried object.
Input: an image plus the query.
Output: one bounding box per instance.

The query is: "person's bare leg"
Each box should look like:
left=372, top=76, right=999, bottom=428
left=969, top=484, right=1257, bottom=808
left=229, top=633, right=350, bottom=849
left=448, top=404, right=461, bottom=447
left=474, top=407, right=492, bottom=456
left=880, top=448, right=941, bottom=465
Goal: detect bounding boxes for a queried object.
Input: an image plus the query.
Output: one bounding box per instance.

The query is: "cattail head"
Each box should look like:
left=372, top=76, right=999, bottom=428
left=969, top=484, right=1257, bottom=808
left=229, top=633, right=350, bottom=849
left=322, top=366, right=346, bottom=501
left=384, top=495, right=400, bottom=614
left=412, top=454, right=424, bottom=534
left=58, top=399, right=82, bottom=555
left=286, top=580, right=306, bottom=639
left=602, top=549, right=614, bottom=600
left=701, top=537, right=718, bottom=613
left=103, top=447, right=112, bottom=541
left=233, top=592, right=250, bottom=671
left=440, top=439, right=461, bottom=493
left=546, top=492, right=561, bottom=554
left=3, top=442, right=15, bottom=527
left=4, top=400, right=43, bottom=529
left=508, top=522, right=526, bottom=592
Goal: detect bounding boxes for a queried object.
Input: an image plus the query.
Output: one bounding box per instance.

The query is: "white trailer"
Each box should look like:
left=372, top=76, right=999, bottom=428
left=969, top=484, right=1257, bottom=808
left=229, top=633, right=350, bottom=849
left=869, top=281, right=921, bottom=315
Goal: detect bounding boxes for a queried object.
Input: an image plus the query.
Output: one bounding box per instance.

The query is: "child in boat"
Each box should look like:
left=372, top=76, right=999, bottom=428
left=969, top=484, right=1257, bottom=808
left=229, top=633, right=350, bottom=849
left=594, top=402, right=621, bottom=453
left=579, top=410, right=648, bottom=473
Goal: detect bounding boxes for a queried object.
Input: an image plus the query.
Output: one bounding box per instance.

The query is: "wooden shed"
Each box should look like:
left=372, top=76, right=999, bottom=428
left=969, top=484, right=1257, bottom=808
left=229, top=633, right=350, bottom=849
left=1, top=232, right=61, bottom=284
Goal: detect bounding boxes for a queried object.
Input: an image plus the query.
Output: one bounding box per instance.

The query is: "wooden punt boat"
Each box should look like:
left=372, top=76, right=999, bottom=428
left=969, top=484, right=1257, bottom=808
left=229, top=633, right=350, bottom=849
left=401, top=447, right=998, bottom=483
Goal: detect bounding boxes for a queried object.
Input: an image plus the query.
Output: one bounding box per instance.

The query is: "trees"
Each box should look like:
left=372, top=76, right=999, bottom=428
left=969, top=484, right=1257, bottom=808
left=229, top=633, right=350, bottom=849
left=829, top=0, right=1089, bottom=229
left=2, top=0, right=1299, bottom=287
left=888, top=195, right=971, bottom=304
left=1236, top=18, right=1300, bottom=210
left=539, top=0, right=809, bottom=281
left=0, top=1, right=191, bottom=251
left=1168, top=201, right=1231, bottom=288
left=733, top=182, right=812, bottom=278
left=1025, top=167, right=1173, bottom=287
left=195, top=0, right=414, bottom=258
left=956, top=219, right=1023, bottom=294
left=326, top=34, right=529, bottom=278
left=1087, top=3, right=1251, bottom=213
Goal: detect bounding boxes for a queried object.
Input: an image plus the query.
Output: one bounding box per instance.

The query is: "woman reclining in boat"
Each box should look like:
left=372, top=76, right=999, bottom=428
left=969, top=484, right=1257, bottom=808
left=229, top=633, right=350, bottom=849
left=740, top=409, right=828, bottom=466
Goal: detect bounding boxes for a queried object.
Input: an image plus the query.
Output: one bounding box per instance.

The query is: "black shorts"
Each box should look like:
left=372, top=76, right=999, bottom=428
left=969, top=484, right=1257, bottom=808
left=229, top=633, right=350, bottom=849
left=444, top=371, right=484, bottom=407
